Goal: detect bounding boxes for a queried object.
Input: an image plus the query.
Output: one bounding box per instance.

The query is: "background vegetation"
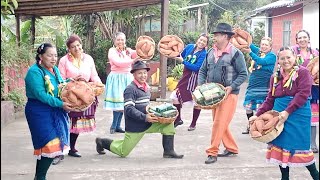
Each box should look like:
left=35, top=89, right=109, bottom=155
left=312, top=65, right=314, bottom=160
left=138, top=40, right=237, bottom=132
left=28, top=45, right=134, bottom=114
left=1, top=0, right=272, bottom=110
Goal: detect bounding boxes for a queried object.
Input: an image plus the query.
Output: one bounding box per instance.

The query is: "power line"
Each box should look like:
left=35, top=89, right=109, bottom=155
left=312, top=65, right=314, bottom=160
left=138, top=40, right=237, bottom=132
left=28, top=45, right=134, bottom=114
left=208, top=0, right=232, bottom=13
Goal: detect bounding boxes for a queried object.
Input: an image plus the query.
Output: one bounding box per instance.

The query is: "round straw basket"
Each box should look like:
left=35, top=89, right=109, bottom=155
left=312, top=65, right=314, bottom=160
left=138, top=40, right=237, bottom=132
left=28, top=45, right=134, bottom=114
left=157, top=35, right=184, bottom=58
left=136, top=35, right=155, bottom=61
left=60, top=81, right=94, bottom=112
left=146, top=102, right=179, bottom=124
left=192, top=83, right=227, bottom=110
left=251, top=110, right=284, bottom=143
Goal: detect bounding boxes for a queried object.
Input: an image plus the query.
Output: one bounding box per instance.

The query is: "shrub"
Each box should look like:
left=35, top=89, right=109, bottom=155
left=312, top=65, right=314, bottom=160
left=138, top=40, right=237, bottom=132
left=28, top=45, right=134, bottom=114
left=1, top=42, right=32, bottom=110
left=2, top=88, right=26, bottom=112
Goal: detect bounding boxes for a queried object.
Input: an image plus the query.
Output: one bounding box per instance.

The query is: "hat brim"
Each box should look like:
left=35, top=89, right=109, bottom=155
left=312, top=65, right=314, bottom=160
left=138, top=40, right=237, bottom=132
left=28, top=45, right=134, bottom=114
left=130, top=67, right=150, bottom=74
left=213, top=31, right=235, bottom=35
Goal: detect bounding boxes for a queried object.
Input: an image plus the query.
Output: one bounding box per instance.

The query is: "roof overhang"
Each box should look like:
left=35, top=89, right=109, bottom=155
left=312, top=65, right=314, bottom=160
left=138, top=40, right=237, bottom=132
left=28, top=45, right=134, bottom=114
left=14, top=0, right=163, bottom=16
left=246, top=0, right=307, bottom=19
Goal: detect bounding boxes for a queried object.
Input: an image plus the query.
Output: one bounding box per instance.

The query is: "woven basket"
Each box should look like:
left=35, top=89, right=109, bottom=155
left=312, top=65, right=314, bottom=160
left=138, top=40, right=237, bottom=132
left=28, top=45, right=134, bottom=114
left=146, top=102, right=179, bottom=124
left=60, top=80, right=95, bottom=112
left=251, top=110, right=284, bottom=143
left=87, top=82, right=105, bottom=96
left=192, top=83, right=227, bottom=110
left=136, top=35, right=155, bottom=61
left=157, top=35, right=184, bottom=58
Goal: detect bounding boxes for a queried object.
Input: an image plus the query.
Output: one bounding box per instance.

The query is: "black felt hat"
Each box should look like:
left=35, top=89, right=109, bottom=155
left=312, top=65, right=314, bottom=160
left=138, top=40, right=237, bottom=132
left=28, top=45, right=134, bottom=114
left=130, top=60, right=150, bottom=73
left=212, top=23, right=235, bottom=35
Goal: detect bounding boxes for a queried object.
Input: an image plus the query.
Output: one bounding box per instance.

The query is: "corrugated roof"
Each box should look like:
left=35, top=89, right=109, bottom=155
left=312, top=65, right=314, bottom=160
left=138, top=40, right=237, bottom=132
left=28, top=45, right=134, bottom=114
left=253, top=0, right=295, bottom=13
left=14, top=0, right=163, bottom=16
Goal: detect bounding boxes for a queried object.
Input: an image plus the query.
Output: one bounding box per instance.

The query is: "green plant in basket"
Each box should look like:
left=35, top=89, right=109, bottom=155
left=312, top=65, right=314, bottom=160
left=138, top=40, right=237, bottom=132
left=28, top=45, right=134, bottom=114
left=171, top=64, right=184, bottom=81
left=192, top=83, right=226, bottom=107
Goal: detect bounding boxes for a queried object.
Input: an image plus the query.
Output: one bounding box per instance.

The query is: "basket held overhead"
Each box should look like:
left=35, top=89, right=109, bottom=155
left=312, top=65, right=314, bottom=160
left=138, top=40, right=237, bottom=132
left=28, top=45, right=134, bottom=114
left=135, top=35, right=156, bottom=60
left=158, top=35, right=184, bottom=58
left=230, top=28, right=252, bottom=52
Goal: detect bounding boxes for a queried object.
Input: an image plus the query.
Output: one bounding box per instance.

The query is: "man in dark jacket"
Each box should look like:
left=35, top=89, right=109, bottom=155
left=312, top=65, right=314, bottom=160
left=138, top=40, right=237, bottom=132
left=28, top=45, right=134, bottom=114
left=198, top=23, right=248, bottom=164
left=95, top=60, right=183, bottom=159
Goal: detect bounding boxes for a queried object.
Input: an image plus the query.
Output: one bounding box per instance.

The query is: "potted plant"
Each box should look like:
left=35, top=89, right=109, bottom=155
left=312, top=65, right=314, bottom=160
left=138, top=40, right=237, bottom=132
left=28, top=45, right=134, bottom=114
left=167, top=64, right=183, bottom=91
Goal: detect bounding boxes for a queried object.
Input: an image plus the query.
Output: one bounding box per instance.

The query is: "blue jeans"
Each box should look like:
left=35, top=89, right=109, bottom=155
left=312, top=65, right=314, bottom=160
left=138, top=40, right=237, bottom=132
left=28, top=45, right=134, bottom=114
left=111, top=111, right=123, bottom=130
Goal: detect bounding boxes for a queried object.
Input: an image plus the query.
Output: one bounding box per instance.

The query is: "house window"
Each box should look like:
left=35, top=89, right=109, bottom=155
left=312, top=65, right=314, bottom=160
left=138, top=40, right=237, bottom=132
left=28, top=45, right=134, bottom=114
left=283, top=21, right=291, bottom=46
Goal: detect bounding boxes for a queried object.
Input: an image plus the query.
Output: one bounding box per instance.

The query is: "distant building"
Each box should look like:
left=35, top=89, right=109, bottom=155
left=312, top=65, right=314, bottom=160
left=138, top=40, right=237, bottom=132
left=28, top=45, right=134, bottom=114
left=248, top=0, right=319, bottom=51
left=249, top=16, right=269, bottom=37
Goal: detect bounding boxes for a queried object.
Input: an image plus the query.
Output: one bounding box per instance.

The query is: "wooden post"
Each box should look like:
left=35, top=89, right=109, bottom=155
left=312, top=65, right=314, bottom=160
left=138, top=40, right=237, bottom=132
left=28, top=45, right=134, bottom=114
left=15, top=15, right=20, bottom=47
left=31, top=16, right=36, bottom=47
left=160, top=0, right=169, bottom=99
left=86, top=14, right=94, bottom=54
left=197, top=7, right=201, bottom=31
left=140, top=17, right=145, bottom=35
left=204, top=14, right=208, bottom=34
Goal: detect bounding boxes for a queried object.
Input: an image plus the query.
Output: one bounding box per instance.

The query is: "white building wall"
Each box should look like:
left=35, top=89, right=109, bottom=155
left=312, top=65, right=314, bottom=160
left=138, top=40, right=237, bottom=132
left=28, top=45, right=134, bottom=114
left=250, top=16, right=269, bottom=37
left=303, top=2, right=319, bottom=49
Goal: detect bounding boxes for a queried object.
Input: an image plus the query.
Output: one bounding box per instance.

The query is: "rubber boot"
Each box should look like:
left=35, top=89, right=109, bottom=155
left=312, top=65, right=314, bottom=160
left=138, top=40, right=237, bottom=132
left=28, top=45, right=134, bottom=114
left=162, top=135, right=184, bottom=159
left=95, top=137, right=113, bottom=154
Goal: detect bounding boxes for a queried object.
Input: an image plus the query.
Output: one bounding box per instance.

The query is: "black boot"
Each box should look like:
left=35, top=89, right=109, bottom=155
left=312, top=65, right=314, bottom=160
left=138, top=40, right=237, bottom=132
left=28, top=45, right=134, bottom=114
left=95, top=137, right=113, bottom=155
left=162, top=135, right=184, bottom=159
left=173, top=104, right=183, bottom=128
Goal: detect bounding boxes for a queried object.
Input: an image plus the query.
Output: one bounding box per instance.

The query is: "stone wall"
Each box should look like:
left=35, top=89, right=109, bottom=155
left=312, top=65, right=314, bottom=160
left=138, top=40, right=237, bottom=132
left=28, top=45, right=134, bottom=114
left=1, top=101, right=14, bottom=129
left=1, top=63, right=29, bottom=129
left=3, top=63, right=29, bottom=94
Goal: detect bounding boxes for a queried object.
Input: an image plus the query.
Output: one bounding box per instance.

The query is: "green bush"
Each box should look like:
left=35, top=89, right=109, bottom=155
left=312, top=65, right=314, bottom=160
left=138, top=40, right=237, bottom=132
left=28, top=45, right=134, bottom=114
left=180, top=32, right=201, bottom=45
left=91, top=38, right=113, bottom=83
left=3, top=88, right=26, bottom=111
left=1, top=42, right=31, bottom=110
left=252, top=22, right=265, bottom=45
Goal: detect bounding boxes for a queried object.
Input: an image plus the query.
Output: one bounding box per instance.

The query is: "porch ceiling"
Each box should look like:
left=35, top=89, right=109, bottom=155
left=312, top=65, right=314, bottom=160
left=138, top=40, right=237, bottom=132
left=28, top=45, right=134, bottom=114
left=14, top=0, right=163, bottom=16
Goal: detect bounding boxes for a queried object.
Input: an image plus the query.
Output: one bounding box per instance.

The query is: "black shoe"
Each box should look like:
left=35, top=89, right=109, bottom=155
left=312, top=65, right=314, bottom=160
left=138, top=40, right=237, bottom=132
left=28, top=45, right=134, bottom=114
left=205, top=155, right=217, bottom=164
left=68, top=151, right=82, bottom=157
left=242, top=128, right=249, bottom=134
left=95, top=138, right=106, bottom=155
left=242, top=125, right=250, bottom=134
left=115, top=128, right=125, bottom=133
left=188, top=126, right=196, bottom=131
left=217, top=149, right=238, bottom=157
left=110, top=128, right=115, bottom=134
left=52, top=155, right=63, bottom=165
left=312, top=147, right=319, bottom=153
left=174, top=120, right=183, bottom=128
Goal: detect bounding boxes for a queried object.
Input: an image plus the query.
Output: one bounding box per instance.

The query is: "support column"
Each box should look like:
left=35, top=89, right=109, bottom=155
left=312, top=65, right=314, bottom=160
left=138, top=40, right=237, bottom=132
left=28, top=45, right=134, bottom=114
left=31, top=16, right=36, bottom=47
left=15, top=15, right=20, bottom=47
left=197, top=7, right=201, bottom=31
left=160, top=0, right=169, bottom=99
left=203, top=14, right=208, bottom=34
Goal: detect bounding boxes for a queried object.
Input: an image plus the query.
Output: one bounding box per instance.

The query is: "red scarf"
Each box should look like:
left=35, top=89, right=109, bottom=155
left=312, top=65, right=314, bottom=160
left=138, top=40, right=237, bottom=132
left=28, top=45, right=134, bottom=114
left=133, top=79, right=150, bottom=92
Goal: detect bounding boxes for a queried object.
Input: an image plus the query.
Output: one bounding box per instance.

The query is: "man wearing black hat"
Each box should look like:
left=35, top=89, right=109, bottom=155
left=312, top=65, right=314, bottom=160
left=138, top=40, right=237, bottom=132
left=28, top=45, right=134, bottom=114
left=95, top=60, right=183, bottom=159
left=198, top=23, right=248, bottom=164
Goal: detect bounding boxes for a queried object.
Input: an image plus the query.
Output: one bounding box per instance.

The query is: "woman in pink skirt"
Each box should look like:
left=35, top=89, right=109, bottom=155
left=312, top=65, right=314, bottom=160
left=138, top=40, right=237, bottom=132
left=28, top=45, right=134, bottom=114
left=58, top=34, right=102, bottom=160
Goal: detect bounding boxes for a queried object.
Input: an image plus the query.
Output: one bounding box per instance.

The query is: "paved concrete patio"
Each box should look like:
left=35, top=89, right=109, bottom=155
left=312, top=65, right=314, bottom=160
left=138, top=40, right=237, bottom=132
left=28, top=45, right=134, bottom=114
left=1, top=83, right=319, bottom=180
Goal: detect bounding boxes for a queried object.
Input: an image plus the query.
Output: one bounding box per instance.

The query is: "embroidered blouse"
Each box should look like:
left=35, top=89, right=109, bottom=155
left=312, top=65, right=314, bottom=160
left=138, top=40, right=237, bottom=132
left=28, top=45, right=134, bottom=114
left=256, top=66, right=312, bottom=116
left=108, top=47, right=137, bottom=73
left=58, top=53, right=101, bottom=83
left=292, top=45, right=319, bottom=67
